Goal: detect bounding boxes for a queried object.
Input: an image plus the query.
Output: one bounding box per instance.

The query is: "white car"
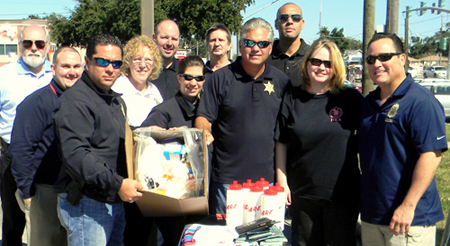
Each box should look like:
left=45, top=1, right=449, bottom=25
left=423, top=66, right=447, bottom=78
left=420, top=82, right=450, bottom=118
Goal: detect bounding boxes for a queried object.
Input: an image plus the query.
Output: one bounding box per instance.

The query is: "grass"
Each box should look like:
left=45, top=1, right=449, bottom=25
left=436, top=123, right=450, bottom=245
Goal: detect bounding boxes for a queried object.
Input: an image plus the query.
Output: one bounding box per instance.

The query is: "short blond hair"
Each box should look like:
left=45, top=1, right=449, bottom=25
left=300, top=38, right=345, bottom=94
left=121, top=35, right=162, bottom=81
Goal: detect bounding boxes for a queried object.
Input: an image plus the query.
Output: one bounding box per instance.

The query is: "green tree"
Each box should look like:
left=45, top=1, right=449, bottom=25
left=409, top=31, right=450, bottom=58
left=47, top=0, right=254, bottom=48
left=318, top=26, right=362, bottom=53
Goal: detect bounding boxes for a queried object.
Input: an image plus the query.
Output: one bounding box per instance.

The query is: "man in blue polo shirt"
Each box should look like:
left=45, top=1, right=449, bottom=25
left=10, top=47, right=82, bottom=246
left=359, top=32, right=447, bottom=246
left=0, top=24, right=53, bottom=246
left=196, top=18, right=290, bottom=214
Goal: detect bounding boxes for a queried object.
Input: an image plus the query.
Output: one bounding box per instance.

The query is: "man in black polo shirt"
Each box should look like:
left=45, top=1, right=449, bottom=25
left=152, top=19, right=181, bottom=100
left=267, top=2, right=309, bottom=86
left=196, top=18, right=290, bottom=214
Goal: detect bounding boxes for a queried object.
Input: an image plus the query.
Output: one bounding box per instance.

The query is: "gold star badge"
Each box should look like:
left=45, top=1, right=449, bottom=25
left=264, top=81, right=275, bottom=95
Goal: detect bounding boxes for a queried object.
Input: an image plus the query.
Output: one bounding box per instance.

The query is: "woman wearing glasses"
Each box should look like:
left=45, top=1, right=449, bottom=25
left=112, top=35, right=163, bottom=128
left=275, top=38, right=363, bottom=246
left=141, top=55, right=208, bottom=129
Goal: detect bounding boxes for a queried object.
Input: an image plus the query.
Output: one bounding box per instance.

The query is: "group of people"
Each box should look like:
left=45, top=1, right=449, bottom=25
left=0, top=2, right=447, bottom=246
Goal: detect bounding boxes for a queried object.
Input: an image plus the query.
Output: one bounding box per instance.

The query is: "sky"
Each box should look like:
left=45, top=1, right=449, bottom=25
left=1, top=0, right=448, bottom=45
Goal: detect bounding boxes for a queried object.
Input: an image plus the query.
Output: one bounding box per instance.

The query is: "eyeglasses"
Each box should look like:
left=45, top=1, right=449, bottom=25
left=132, top=57, right=153, bottom=66
left=243, top=39, right=271, bottom=49
left=278, top=14, right=302, bottom=23
left=93, top=57, right=123, bottom=69
left=308, top=58, right=332, bottom=68
left=181, top=74, right=205, bottom=81
left=366, top=53, right=401, bottom=65
left=22, top=40, right=46, bottom=49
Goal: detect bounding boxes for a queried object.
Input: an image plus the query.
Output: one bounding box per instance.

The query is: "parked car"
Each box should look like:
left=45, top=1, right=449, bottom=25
left=344, top=80, right=362, bottom=93
left=420, top=82, right=450, bottom=118
left=423, top=66, right=447, bottom=78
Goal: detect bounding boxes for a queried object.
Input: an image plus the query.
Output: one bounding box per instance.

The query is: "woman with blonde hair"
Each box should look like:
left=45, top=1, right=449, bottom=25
left=275, top=38, right=363, bottom=245
left=112, top=35, right=163, bottom=128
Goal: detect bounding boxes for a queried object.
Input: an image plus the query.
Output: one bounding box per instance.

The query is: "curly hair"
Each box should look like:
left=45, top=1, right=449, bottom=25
left=121, top=35, right=162, bottom=81
left=300, top=38, right=346, bottom=94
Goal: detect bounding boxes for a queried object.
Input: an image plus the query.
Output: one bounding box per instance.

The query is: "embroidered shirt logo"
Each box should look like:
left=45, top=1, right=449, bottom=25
left=436, top=135, right=446, bottom=141
left=264, top=81, right=275, bottom=95
left=329, top=107, right=343, bottom=122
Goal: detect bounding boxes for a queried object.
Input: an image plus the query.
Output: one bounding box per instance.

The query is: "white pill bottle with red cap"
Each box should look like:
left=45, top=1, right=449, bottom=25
left=226, top=181, right=244, bottom=228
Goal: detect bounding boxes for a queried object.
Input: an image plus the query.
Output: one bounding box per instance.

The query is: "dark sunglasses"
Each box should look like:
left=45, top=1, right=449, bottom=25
left=366, top=53, right=401, bottom=65
left=308, top=58, right=332, bottom=68
left=22, top=40, right=46, bottom=49
left=243, top=39, right=271, bottom=48
left=93, top=57, right=123, bottom=69
left=278, top=14, right=302, bottom=23
left=181, top=74, right=205, bottom=81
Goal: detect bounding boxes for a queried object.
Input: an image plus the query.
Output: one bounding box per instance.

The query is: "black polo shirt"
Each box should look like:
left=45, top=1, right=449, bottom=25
left=151, top=58, right=180, bottom=100
left=267, top=38, right=309, bottom=86
left=197, top=57, right=290, bottom=184
left=141, top=91, right=197, bottom=128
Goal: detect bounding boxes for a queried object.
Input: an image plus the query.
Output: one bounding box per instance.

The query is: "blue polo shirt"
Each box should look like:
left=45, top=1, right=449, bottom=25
left=359, top=75, right=447, bottom=226
left=197, top=57, right=290, bottom=184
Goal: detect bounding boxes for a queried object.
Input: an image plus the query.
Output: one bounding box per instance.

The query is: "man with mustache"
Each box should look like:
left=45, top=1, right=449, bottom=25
left=0, top=24, right=53, bottom=246
left=268, top=2, right=309, bottom=86
left=152, top=19, right=181, bottom=100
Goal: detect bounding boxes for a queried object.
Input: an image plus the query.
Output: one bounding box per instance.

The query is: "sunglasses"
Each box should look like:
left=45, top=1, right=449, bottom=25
left=93, top=57, right=123, bottom=69
left=278, top=14, right=302, bottom=23
left=22, top=40, right=46, bottom=49
left=366, top=53, right=401, bottom=65
left=243, top=39, right=271, bottom=48
left=181, top=74, right=205, bottom=81
left=308, top=58, right=332, bottom=68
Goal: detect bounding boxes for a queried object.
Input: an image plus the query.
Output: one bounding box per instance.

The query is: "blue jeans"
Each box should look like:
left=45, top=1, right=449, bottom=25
left=209, top=181, right=229, bottom=214
left=57, top=193, right=126, bottom=246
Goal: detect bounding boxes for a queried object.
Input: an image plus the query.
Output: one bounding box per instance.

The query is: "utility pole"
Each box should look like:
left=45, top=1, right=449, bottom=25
left=362, top=0, right=375, bottom=96
left=404, top=6, right=411, bottom=71
left=386, top=0, right=399, bottom=34
left=141, top=0, right=154, bottom=36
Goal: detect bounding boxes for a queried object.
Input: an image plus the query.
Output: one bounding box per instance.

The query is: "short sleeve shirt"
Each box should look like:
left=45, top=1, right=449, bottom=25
left=196, top=57, right=290, bottom=184
left=0, top=58, right=52, bottom=143
left=359, top=75, right=447, bottom=225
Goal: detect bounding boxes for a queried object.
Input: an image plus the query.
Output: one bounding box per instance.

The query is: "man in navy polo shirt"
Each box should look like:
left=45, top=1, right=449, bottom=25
left=359, top=32, right=447, bottom=246
left=196, top=18, right=290, bottom=214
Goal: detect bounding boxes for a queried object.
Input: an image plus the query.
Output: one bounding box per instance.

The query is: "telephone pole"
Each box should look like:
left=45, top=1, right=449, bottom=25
left=141, top=0, right=154, bottom=36
left=386, top=0, right=399, bottom=34
left=362, top=0, right=375, bottom=95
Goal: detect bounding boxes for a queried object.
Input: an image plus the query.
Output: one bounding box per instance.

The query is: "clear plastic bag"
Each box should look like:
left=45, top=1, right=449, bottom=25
left=133, top=127, right=205, bottom=199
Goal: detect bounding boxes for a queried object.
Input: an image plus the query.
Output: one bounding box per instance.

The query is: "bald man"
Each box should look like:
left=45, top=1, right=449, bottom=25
left=152, top=19, right=181, bottom=100
left=267, top=2, right=309, bottom=86
left=0, top=24, right=53, bottom=246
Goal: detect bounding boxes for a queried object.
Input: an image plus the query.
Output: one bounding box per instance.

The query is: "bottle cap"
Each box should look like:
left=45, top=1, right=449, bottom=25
left=264, top=188, right=277, bottom=196
left=243, top=179, right=254, bottom=189
left=274, top=183, right=285, bottom=192
left=250, top=185, right=263, bottom=192
left=229, top=180, right=242, bottom=190
left=258, top=178, right=269, bottom=187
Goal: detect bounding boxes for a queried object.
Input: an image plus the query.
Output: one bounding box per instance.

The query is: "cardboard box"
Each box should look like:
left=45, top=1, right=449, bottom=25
left=125, top=124, right=209, bottom=217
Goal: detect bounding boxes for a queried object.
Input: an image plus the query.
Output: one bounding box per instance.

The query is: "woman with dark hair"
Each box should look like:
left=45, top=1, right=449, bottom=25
left=142, top=55, right=208, bottom=128
left=275, top=38, right=363, bottom=246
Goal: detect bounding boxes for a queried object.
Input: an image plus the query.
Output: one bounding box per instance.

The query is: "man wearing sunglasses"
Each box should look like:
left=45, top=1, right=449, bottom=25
left=268, top=3, right=309, bottom=86
left=0, top=24, right=53, bottom=246
left=196, top=18, right=290, bottom=215
left=53, top=34, right=143, bottom=246
left=359, top=33, right=447, bottom=246
left=10, top=47, right=82, bottom=246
